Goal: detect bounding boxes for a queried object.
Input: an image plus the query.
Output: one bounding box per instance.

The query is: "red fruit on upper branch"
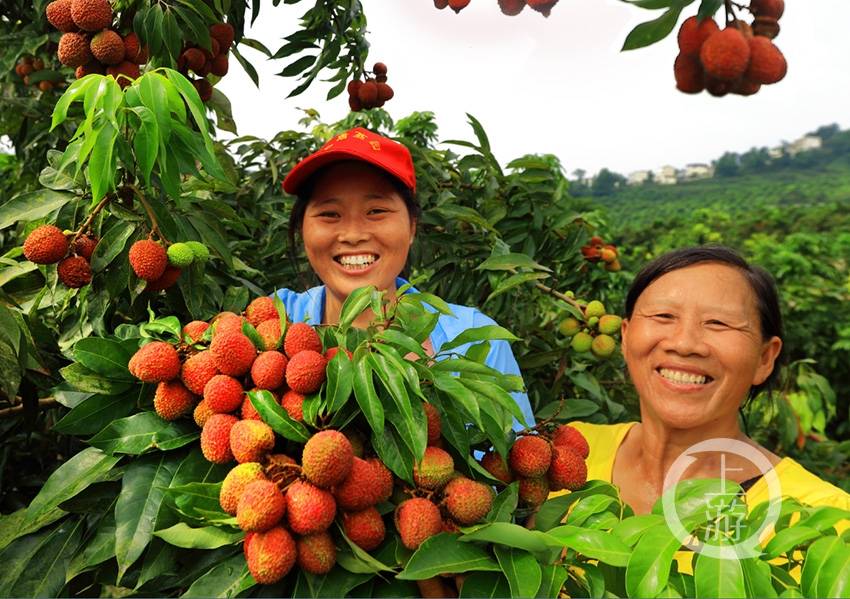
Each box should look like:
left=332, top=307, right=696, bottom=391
left=745, top=36, right=786, bottom=84
left=57, top=256, right=92, bottom=288
left=46, top=0, right=77, bottom=32
left=677, top=16, right=719, bottom=56
left=129, top=341, right=180, bottom=383
left=129, top=239, right=167, bottom=281
left=674, top=53, right=705, bottom=94
left=551, top=424, right=590, bottom=459
left=90, top=29, right=124, bottom=65
left=750, top=0, right=784, bottom=20
left=700, top=28, right=751, bottom=81
left=23, top=225, right=68, bottom=264
left=70, top=0, right=112, bottom=31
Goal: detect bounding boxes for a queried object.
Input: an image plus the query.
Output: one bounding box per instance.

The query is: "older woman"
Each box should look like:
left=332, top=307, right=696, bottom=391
left=273, top=126, right=534, bottom=426
left=570, top=246, right=849, bottom=519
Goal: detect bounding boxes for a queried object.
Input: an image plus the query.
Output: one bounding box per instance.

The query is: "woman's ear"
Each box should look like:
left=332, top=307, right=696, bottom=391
left=409, top=218, right=417, bottom=243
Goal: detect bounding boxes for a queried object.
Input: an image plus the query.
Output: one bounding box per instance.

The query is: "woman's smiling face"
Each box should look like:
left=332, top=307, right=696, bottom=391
left=301, top=161, right=416, bottom=301
left=621, top=262, right=782, bottom=430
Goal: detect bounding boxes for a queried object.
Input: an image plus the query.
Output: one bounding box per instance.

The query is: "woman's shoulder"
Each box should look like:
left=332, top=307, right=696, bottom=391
left=272, top=285, right=325, bottom=324
left=771, top=457, right=850, bottom=509
left=570, top=421, right=638, bottom=453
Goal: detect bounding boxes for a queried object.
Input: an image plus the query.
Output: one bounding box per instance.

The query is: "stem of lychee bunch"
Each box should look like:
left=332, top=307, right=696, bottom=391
left=516, top=398, right=566, bottom=436
left=70, top=194, right=111, bottom=246
left=129, top=185, right=170, bottom=244
left=724, top=0, right=738, bottom=24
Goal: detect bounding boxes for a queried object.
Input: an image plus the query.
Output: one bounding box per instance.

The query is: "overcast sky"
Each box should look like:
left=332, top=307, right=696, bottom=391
left=217, top=0, right=850, bottom=176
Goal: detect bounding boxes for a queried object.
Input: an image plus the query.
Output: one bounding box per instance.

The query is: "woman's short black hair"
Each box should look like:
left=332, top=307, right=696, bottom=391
left=625, top=245, right=784, bottom=401
left=285, top=160, right=422, bottom=285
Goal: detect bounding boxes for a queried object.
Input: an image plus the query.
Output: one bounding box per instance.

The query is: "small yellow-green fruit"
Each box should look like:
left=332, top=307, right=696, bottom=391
left=565, top=290, right=575, bottom=299
left=570, top=332, right=593, bottom=353
left=587, top=316, right=599, bottom=328
left=558, top=317, right=581, bottom=337
left=598, top=315, right=622, bottom=335
left=185, top=241, right=210, bottom=262
left=167, top=242, right=195, bottom=267
left=591, top=334, right=617, bottom=359
left=584, top=300, right=606, bottom=319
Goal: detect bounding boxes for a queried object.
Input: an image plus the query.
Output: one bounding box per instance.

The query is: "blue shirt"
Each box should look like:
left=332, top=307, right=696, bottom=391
left=273, top=278, right=534, bottom=428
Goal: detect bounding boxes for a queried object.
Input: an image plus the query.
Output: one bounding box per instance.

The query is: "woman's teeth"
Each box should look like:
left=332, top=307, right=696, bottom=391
left=659, top=368, right=708, bottom=385
left=338, top=255, right=377, bottom=270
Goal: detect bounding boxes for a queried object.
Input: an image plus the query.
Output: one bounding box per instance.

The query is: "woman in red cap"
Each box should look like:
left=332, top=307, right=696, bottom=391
left=276, top=127, right=534, bottom=426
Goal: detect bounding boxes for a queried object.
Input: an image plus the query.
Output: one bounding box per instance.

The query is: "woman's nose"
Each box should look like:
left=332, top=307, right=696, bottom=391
left=662, top=320, right=710, bottom=356
left=336, top=220, right=370, bottom=244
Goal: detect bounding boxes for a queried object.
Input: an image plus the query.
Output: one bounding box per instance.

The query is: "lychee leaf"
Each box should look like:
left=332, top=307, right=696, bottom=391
left=397, top=533, right=500, bottom=580
left=325, top=350, right=353, bottom=414
left=247, top=390, right=309, bottom=443
left=371, top=425, right=413, bottom=484
left=338, top=285, right=375, bottom=333
left=152, top=523, right=242, bottom=550
left=352, top=348, right=384, bottom=433
left=494, top=546, right=542, bottom=598
left=439, top=325, right=519, bottom=353
left=487, top=483, right=519, bottom=524
left=621, top=6, right=684, bottom=51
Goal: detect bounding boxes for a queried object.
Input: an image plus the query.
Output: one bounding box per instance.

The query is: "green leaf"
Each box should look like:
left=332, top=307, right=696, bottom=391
left=60, top=362, right=132, bottom=395
left=694, top=545, right=747, bottom=598
left=439, top=325, right=519, bottom=352
left=696, top=0, right=724, bottom=19
left=798, top=506, right=850, bottom=533
left=495, top=546, right=542, bottom=598
left=546, top=525, right=632, bottom=567
left=0, top=507, right=66, bottom=553
left=66, top=510, right=117, bottom=581
left=625, top=523, right=681, bottom=598
left=376, top=329, right=426, bottom=359
left=352, top=347, right=384, bottom=433
left=280, top=54, right=318, bottom=77
left=397, top=533, right=501, bottom=580
left=88, top=412, right=198, bottom=454
left=0, top=189, right=74, bottom=230
left=537, top=564, right=570, bottom=598
left=369, top=353, right=424, bottom=459
left=25, top=447, right=119, bottom=525
left=248, top=390, right=310, bottom=443
left=488, top=483, right=519, bottom=523
left=486, top=272, right=551, bottom=302
left=740, top=557, right=777, bottom=598
left=53, top=393, right=136, bottom=435
left=182, top=552, right=255, bottom=597
left=815, top=540, right=850, bottom=598
left=802, top=536, right=845, bottom=598
left=477, top=252, right=551, bottom=273
left=763, top=525, right=821, bottom=559
left=459, top=572, right=511, bottom=598
left=88, top=122, right=118, bottom=201
left=73, top=337, right=134, bottom=379
left=614, top=514, right=666, bottom=546
left=621, top=6, right=684, bottom=51
left=129, top=105, right=159, bottom=186
left=434, top=373, right=483, bottom=430
left=154, top=523, right=242, bottom=549
left=338, top=285, right=376, bottom=332
left=325, top=349, right=353, bottom=414
left=90, top=219, right=135, bottom=273
left=460, top=522, right=561, bottom=556
left=115, top=452, right=180, bottom=581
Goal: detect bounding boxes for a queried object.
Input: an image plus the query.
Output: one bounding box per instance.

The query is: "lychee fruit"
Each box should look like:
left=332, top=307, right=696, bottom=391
left=123, top=32, right=148, bottom=64
left=23, top=225, right=68, bottom=264
left=700, top=28, right=751, bottom=81
left=57, top=256, right=92, bottom=288
left=281, top=390, right=304, bottom=422
left=677, top=16, right=719, bottom=56
left=203, top=374, right=244, bottom=414
left=558, top=317, right=582, bottom=337
left=180, top=350, right=217, bottom=395
left=283, top=322, right=322, bottom=357
left=56, top=32, right=92, bottom=67
left=750, top=0, right=784, bottom=20
left=193, top=79, right=213, bottom=102
left=105, top=60, right=140, bottom=88
left=296, top=532, right=336, bottom=575
left=72, top=234, right=98, bottom=259
left=498, top=0, right=526, bottom=16
left=571, top=332, right=593, bottom=353
left=244, top=526, right=296, bottom=584
left=367, top=457, right=394, bottom=503
left=285, top=350, right=326, bottom=394
left=230, top=419, right=275, bottom=464
left=413, top=446, right=454, bottom=490
left=236, top=479, right=286, bottom=532
left=210, top=22, right=235, bottom=50
left=212, top=311, right=244, bottom=337
left=154, top=379, right=196, bottom=421
left=286, top=480, right=337, bottom=535
left=674, top=53, right=705, bottom=94
left=395, top=498, right=442, bottom=550
left=181, top=48, right=205, bottom=73
left=90, top=29, right=124, bottom=65
left=219, top=462, right=267, bottom=515
left=250, top=351, right=287, bottom=390
left=357, top=80, right=378, bottom=106
left=166, top=242, right=194, bottom=267
left=732, top=78, right=761, bottom=96
left=75, top=61, right=105, bottom=78
left=210, top=331, right=256, bottom=376
left=256, top=319, right=282, bottom=350
left=193, top=399, right=214, bottom=428
left=70, top=0, right=112, bottom=31
left=597, top=314, right=622, bottom=336
left=518, top=476, right=549, bottom=507
left=434, top=0, right=449, bottom=8
left=334, top=457, right=383, bottom=511
left=509, top=435, right=552, bottom=478
left=144, top=265, right=181, bottom=292
left=551, top=424, right=589, bottom=459
left=745, top=36, right=786, bottom=84
left=200, top=413, right=238, bottom=463
left=591, top=334, right=616, bottom=359
left=527, top=0, right=558, bottom=17
left=547, top=445, right=587, bottom=491
left=128, top=341, right=180, bottom=383
left=481, top=451, right=513, bottom=484
left=752, top=16, right=780, bottom=39
left=443, top=477, right=494, bottom=525
left=129, top=239, right=167, bottom=281
left=448, top=0, right=471, bottom=13
left=46, top=0, right=77, bottom=32
left=301, top=429, right=353, bottom=488
left=182, top=320, right=210, bottom=343
left=423, top=402, right=441, bottom=445
left=246, top=297, right=278, bottom=327
left=343, top=507, right=386, bottom=551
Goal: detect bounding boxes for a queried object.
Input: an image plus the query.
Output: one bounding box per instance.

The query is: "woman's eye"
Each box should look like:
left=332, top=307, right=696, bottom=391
left=706, top=320, right=728, bottom=327
left=317, top=211, right=339, bottom=218
left=368, top=208, right=389, bottom=215
left=653, top=313, right=673, bottom=320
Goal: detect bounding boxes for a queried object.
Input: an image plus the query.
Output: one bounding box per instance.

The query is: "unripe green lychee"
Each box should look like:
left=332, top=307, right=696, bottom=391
left=237, top=479, right=286, bottom=532
left=598, top=315, right=622, bottom=335
left=220, top=462, right=267, bottom=515
left=167, top=242, right=195, bottom=267
left=587, top=316, right=599, bottom=328
left=442, top=477, right=494, bottom=525
left=591, top=334, right=616, bottom=359
left=584, top=300, right=606, bottom=319
left=509, top=435, right=552, bottom=478
left=185, top=241, right=210, bottom=262
left=558, top=317, right=581, bottom=337
left=301, top=430, right=354, bottom=488
left=413, top=446, right=454, bottom=490
left=296, top=532, right=336, bottom=575
left=343, top=507, right=386, bottom=551
left=570, top=332, right=593, bottom=353
left=395, top=497, right=442, bottom=550
left=286, top=480, right=337, bottom=534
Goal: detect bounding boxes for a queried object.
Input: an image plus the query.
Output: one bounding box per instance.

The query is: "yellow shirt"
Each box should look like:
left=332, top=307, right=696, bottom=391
left=563, top=421, right=850, bottom=575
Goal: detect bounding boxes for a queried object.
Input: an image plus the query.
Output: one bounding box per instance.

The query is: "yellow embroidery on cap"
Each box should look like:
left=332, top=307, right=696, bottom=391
left=353, top=131, right=367, bottom=140
left=321, top=143, right=334, bottom=151
left=369, top=141, right=381, bottom=151
left=337, top=133, right=348, bottom=141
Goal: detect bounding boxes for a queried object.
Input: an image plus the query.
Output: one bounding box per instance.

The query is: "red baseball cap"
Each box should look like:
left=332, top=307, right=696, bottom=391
left=282, top=127, right=416, bottom=195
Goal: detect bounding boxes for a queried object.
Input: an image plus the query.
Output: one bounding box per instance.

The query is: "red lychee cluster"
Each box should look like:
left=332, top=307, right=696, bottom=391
left=127, top=239, right=209, bottom=292
left=13, top=55, right=63, bottom=92
left=580, top=235, right=621, bottom=272
left=175, top=22, right=235, bottom=103
left=346, top=62, right=394, bottom=112
left=481, top=424, right=589, bottom=508
left=45, top=0, right=148, bottom=88
left=21, top=224, right=98, bottom=289
left=674, top=2, right=787, bottom=98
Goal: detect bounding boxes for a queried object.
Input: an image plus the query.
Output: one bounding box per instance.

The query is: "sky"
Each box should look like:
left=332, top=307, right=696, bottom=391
left=217, top=0, right=850, bottom=177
